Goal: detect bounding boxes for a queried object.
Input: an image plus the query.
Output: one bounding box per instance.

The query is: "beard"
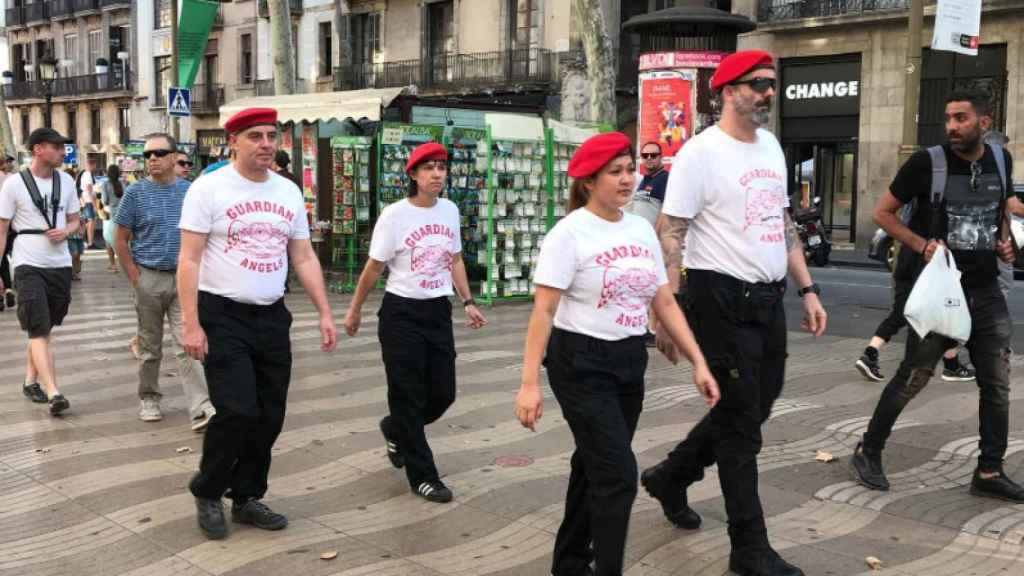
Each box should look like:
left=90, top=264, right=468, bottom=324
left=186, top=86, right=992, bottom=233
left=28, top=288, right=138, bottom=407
left=734, top=93, right=772, bottom=126
left=948, top=127, right=982, bottom=153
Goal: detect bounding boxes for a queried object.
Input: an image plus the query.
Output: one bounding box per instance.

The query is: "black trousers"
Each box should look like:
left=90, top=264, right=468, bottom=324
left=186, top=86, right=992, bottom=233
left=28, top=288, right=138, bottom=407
left=662, top=269, right=787, bottom=550
left=190, top=291, right=293, bottom=502
left=874, top=279, right=912, bottom=342
left=378, top=292, right=457, bottom=488
left=546, top=328, right=647, bottom=576
left=0, top=231, right=13, bottom=290
left=863, top=280, right=1012, bottom=470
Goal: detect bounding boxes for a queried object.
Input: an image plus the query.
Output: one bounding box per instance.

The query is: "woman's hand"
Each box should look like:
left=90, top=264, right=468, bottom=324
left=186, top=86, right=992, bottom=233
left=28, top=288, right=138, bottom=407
left=515, top=380, right=544, bottom=431
left=342, top=307, right=361, bottom=337
left=693, top=363, right=720, bottom=408
left=465, top=304, right=487, bottom=329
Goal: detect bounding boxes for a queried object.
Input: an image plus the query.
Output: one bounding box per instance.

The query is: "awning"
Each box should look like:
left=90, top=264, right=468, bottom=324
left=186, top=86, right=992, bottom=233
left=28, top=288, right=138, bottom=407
left=219, top=86, right=409, bottom=127
left=546, top=119, right=598, bottom=145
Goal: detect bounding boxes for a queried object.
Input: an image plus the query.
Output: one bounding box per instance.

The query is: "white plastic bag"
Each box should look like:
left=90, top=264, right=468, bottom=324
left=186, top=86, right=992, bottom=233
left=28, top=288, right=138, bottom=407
left=903, top=245, right=972, bottom=344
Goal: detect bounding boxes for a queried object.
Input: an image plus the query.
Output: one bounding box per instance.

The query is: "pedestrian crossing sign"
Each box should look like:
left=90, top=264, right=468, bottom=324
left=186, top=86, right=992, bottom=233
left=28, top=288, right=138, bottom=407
left=168, top=87, right=192, bottom=117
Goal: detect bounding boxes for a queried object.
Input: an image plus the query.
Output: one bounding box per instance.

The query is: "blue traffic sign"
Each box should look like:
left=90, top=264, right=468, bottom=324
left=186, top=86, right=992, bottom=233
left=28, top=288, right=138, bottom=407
left=63, top=143, right=77, bottom=166
left=168, top=87, right=192, bottom=117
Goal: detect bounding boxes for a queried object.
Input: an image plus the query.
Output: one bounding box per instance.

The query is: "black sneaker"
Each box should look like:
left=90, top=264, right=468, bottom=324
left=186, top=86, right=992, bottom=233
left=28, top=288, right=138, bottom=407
left=379, top=416, right=404, bottom=469
left=970, top=467, right=1024, bottom=502
left=195, top=497, right=228, bottom=540
left=729, top=547, right=805, bottom=576
left=849, top=442, right=889, bottom=490
left=855, top=351, right=885, bottom=382
left=48, top=394, right=70, bottom=416
left=640, top=463, right=701, bottom=529
left=22, top=383, right=47, bottom=403
left=231, top=499, right=288, bottom=530
left=414, top=480, right=453, bottom=503
left=4, top=290, right=14, bottom=309
left=941, top=363, right=976, bottom=382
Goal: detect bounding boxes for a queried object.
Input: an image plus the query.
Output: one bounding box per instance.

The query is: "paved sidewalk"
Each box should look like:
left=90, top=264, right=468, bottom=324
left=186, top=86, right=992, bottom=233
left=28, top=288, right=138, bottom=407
left=1, top=264, right=1023, bottom=575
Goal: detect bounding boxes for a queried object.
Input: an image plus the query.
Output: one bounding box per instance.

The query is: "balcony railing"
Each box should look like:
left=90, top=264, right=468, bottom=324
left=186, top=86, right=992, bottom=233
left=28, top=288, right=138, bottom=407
left=757, top=0, right=908, bottom=22
left=191, top=84, right=225, bottom=113
left=257, top=0, right=303, bottom=18
left=100, top=0, right=132, bottom=8
left=255, top=78, right=309, bottom=96
left=337, top=49, right=557, bottom=91
left=5, top=6, right=25, bottom=27
left=52, top=0, right=75, bottom=19
left=26, top=1, right=50, bottom=23
left=3, top=70, right=132, bottom=101
left=73, top=0, right=101, bottom=13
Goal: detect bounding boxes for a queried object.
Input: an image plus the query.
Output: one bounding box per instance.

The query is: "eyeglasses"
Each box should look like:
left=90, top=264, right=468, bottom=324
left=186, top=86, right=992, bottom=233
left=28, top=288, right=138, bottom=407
left=143, top=149, right=175, bottom=159
left=176, top=160, right=194, bottom=167
left=970, top=161, right=983, bottom=192
left=640, top=153, right=661, bottom=159
left=731, top=77, right=776, bottom=94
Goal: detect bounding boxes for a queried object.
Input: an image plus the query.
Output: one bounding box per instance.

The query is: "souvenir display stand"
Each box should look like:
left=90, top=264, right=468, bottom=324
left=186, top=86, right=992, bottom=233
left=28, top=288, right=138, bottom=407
left=328, top=136, right=373, bottom=291
left=444, top=127, right=489, bottom=280
left=477, top=114, right=549, bottom=304
left=545, top=120, right=596, bottom=229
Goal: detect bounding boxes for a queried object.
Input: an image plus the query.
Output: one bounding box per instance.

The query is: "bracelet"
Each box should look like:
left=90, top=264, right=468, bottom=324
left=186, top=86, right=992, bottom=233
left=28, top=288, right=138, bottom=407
left=462, top=298, right=476, bottom=308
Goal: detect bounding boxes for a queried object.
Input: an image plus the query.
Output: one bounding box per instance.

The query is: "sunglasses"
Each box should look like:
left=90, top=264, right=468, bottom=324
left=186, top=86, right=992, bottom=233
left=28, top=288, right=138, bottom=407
left=640, top=153, right=661, bottom=159
left=143, top=149, right=175, bottom=159
left=731, top=77, right=776, bottom=94
left=176, top=160, right=194, bottom=167
left=970, top=161, right=983, bottom=192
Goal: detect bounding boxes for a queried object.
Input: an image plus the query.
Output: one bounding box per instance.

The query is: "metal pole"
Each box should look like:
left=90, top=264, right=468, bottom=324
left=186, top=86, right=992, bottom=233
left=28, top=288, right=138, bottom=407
left=44, top=88, right=52, bottom=129
left=898, top=0, right=924, bottom=167
left=170, top=0, right=180, bottom=141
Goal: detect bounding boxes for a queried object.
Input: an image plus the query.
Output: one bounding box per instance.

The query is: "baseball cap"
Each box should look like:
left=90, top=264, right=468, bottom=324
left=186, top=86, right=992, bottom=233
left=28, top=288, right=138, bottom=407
left=26, top=127, right=70, bottom=150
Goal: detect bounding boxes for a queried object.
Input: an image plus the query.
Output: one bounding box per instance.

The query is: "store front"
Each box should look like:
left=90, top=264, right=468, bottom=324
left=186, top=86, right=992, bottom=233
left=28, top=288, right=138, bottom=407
left=196, top=129, right=228, bottom=169
left=779, top=55, right=861, bottom=244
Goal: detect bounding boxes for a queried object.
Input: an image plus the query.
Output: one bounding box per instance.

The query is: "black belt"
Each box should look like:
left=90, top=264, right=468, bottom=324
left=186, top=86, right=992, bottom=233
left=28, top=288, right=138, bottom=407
left=551, top=326, right=645, bottom=351
left=139, top=265, right=177, bottom=273
left=200, top=291, right=284, bottom=313
left=690, top=269, right=787, bottom=298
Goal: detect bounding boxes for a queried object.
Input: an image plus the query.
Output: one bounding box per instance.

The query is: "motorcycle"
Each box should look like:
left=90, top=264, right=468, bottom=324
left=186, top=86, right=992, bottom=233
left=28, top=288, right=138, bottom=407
left=791, top=196, right=831, bottom=267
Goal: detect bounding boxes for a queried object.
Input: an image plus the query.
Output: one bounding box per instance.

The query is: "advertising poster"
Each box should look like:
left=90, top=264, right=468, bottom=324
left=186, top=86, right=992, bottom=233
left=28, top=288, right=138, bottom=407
left=638, top=70, right=695, bottom=168
left=301, top=124, right=317, bottom=220
left=932, top=0, right=982, bottom=56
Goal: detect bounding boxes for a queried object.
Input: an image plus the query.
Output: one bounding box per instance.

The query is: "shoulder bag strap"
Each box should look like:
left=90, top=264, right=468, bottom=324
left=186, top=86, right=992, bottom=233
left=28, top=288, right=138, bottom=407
left=18, top=169, right=52, bottom=229
left=926, top=146, right=947, bottom=240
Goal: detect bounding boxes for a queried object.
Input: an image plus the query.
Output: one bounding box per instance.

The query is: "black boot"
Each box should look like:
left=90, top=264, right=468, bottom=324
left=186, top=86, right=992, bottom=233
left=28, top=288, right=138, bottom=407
left=970, top=467, right=1024, bottom=502
left=641, top=462, right=701, bottom=529
left=849, top=442, right=889, bottom=491
left=729, top=547, right=804, bottom=576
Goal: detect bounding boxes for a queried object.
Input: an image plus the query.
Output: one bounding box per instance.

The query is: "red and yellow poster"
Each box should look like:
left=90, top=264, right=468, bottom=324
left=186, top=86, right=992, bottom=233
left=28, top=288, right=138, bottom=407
left=638, top=70, right=694, bottom=167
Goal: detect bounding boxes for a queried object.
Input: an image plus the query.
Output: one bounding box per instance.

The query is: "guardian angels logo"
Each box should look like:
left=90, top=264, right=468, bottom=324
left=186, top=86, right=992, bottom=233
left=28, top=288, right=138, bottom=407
left=224, top=201, right=294, bottom=274
left=740, top=168, right=786, bottom=244
left=596, top=245, right=660, bottom=329
left=404, top=223, right=456, bottom=291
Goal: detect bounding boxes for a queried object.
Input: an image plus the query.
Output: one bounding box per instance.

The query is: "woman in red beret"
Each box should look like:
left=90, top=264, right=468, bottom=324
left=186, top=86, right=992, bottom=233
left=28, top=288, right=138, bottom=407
left=514, top=132, right=719, bottom=576
left=342, top=141, right=487, bottom=504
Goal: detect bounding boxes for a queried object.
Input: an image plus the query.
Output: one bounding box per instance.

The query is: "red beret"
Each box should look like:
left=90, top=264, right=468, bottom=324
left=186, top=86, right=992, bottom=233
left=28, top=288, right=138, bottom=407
left=568, top=132, right=633, bottom=179
left=711, top=50, right=774, bottom=92
left=224, top=107, right=278, bottom=134
left=406, top=142, right=448, bottom=174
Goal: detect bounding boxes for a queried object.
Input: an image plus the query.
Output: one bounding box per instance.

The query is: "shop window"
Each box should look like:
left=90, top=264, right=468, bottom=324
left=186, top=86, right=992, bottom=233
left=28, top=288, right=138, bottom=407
left=352, top=13, right=381, bottom=65
left=91, top=108, right=101, bottom=145
left=66, top=106, right=77, bottom=143
left=155, top=0, right=172, bottom=30
left=319, top=22, right=333, bottom=77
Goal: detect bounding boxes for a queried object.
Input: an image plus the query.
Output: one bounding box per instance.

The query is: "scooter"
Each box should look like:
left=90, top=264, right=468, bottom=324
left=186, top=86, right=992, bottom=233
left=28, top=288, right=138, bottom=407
left=791, top=197, right=831, bottom=267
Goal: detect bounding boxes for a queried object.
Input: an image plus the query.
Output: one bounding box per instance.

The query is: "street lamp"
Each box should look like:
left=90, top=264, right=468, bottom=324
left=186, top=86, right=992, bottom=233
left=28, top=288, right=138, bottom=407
left=38, top=53, right=59, bottom=129
left=117, top=52, right=129, bottom=89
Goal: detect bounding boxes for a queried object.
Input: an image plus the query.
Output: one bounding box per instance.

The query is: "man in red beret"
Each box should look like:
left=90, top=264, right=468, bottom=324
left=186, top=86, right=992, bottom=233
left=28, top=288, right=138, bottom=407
left=643, top=51, right=826, bottom=576
left=178, top=107, right=338, bottom=540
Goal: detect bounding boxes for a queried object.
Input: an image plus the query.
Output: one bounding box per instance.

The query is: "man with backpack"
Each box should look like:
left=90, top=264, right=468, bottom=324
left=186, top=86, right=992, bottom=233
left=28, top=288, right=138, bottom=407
left=850, top=90, right=1023, bottom=501
left=0, top=128, right=80, bottom=415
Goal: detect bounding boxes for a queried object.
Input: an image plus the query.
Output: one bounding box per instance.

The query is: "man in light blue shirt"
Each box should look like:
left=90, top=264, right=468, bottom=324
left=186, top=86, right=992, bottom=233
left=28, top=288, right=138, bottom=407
left=115, top=132, right=213, bottom=430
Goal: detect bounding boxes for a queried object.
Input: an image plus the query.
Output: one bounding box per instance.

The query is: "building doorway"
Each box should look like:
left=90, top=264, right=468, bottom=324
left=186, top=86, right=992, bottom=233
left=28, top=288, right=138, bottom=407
left=787, top=142, right=857, bottom=244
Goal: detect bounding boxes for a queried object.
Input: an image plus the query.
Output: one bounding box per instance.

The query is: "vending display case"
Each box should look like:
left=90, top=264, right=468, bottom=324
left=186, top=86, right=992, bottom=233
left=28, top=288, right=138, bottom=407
left=329, top=136, right=373, bottom=290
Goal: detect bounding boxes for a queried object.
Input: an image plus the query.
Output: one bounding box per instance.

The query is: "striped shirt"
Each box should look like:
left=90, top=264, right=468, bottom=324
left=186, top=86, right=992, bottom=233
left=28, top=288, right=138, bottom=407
left=114, top=177, right=191, bottom=270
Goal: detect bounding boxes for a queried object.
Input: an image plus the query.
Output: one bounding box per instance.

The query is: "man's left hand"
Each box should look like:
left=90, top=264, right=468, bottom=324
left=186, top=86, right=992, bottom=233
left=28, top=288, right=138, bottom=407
left=44, top=228, right=68, bottom=244
left=801, top=293, right=827, bottom=337
left=465, top=305, right=487, bottom=329
left=320, top=315, right=338, bottom=352
left=997, top=239, right=1017, bottom=264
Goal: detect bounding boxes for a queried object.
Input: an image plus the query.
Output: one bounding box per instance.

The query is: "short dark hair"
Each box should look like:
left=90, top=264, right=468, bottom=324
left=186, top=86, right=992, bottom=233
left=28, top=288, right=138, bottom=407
left=274, top=150, right=290, bottom=169
left=946, top=90, right=993, bottom=118
left=640, top=141, right=663, bottom=154
left=144, top=132, right=178, bottom=151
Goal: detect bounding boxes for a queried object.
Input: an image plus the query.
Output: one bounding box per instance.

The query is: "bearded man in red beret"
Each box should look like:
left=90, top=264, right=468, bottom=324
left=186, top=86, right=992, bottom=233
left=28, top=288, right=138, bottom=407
left=177, top=107, right=338, bottom=540
left=643, top=51, right=827, bottom=576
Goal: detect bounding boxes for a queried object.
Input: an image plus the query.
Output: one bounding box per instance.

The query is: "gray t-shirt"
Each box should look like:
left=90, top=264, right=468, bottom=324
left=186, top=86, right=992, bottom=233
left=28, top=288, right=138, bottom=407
left=101, top=178, right=123, bottom=218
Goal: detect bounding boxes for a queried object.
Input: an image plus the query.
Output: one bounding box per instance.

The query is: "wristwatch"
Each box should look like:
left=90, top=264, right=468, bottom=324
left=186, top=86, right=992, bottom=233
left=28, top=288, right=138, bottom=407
left=797, top=283, right=821, bottom=298
left=462, top=298, right=477, bottom=308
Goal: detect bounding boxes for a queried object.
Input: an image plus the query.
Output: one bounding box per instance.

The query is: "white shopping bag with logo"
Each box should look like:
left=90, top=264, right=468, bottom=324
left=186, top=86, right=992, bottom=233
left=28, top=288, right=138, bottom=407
left=903, top=245, right=972, bottom=344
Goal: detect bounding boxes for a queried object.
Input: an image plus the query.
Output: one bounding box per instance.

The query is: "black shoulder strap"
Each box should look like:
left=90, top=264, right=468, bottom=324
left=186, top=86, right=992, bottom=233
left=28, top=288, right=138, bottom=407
left=925, top=146, right=947, bottom=241
left=18, top=168, right=60, bottom=230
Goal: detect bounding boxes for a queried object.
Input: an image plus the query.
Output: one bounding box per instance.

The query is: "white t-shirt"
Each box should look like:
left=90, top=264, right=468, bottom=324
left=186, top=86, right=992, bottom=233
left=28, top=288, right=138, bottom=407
left=534, top=208, right=668, bottom=341
left=79, top=170, right=94, bottom=203
left=179, top=165, right=310, bottom=305
left=662, top=125, right=789, bottom=283
left=0, top=169, right=80, bottom=269
left=369, top=198, right=462, bottom=299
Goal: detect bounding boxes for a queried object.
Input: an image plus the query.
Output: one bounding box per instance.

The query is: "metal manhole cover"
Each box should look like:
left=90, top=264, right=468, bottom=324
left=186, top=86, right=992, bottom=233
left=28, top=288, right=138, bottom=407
left=494, top=455, right=534, bottom=468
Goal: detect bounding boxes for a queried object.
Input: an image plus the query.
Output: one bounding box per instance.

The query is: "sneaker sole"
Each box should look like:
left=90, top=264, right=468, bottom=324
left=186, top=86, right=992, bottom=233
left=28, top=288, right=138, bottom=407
left=139, top=414, right=163, bottom=422
left=49, top=400, right=70, bottom=415
left=191, top=417, right=211, bottom=432
left=969, top=486, right=1024, bottom=503
left=855, top=360, right=885, bottom=382
left=941, top=375, right=976, bottom=382
left=848, top=459, right=889, bottom=491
